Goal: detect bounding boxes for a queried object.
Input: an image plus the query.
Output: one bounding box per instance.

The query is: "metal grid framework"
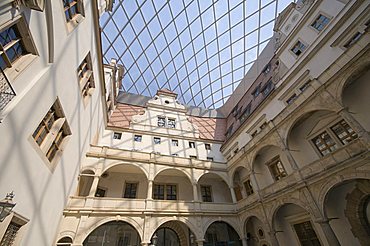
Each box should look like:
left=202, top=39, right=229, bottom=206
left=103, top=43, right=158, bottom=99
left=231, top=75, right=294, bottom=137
left=101, top=0, right=294, bottom=109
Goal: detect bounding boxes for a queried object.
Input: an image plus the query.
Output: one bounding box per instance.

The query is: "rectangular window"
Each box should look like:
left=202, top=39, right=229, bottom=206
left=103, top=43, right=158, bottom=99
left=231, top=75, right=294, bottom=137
left=225, top=124, right=234, bottom=138
left=239, top=103, right=252, bottom=123
left=153, top=184, right=176, bottom=200
left=201, top=185, right=212, bottom=202
left=205, top=143, right=211, bottom=150
left=312, top=131, right=338, bottom=156
left=286, top=94, right=298, bottom=105
left=267, top=157, right=287, bottom=181
left=32, top=99, right=71, bottom=163
left=262, top=80, right=273, bottom=97
left=171, top=153, right=178, bottom=157
left=171, top=139, right=179, bottom=146
left=189, top=155, right=197, bottom=159
left=331, top=120, right=358, bottom=145
left=293, top=221, right=321, bottom=246
left=189, top=141, right=195, bottom=148
left=299, top=81, right=310, bottom=92
left=63, top=0, right=83, bottom=22
left=252, top=85, right=261, bottom=98
left=113, top=132, right=122, bottom=139
left=168, top=118, right=176, bottom=128
left=311, top=14, right=330, bottom=31
left=123, top=182, right=138, bottom=198
left=134, top=135, right=142, bottom=142
left=244, top=179, right=254, bottom=196
left=206, top=157, right=214, bottom=161
left=262, top=64, right=271, bottom=74
left=77, top=53, right=94, bottom=97
left=0, top=17, right=37, bottom=71
left=95, top=187, right=106, bottom=197
left=344, top=32, right=363, bottom=48
left=291, top=41, right=306, bottom=56
left=157, top=116, right=166, bottom=127
left=154, top=137, right=161, bottom=144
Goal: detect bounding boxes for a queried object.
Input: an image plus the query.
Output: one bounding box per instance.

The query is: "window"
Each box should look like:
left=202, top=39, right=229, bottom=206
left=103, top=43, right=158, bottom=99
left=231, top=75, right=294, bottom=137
left=0, top=17, right=37, bottom=71
left=168, top=118, right=176, bottom=128
left=331, top=120, right=358, bottom=145
left=56, top=237, right=73, bottom=246
left=123, top=182, right=138, bottom=198
left=189, top=155, right=197, bottom=159
left=201, top=185, right=212, bottom=202
left=157, top=116, right=166, bottom=127
left=252, top=85, right=261, bottom=98
left=312, top=131, right=338, bottom=156
left=225, top=124, right=234, bottom=138
left=63, top=0, right=84, bottom=22
left=344, top=32, right=363, bottom=48
left=291, top=40, right=306, bottom=56
left=205, top=143, right=211, bottom=150
left=153, top=184, right=177, bottom=200
left=171, top=139, right=178, bottom=146
left=171, top=153, right=178, bottom=157
left=239, top=104, right=252, bottom=123
left=154, top=137, right=161, bottom=144
left=299, top=81, right=310, bottom=92
left=293, top=221, right=321, bottom=246
left=244, top=179, right=254, bottom=196
left=286, top=94, right=298, bottom=105
left=189, top=141, right=195, bottom=148
left=262, top=80, right=273, bottom=97
left=95, top=187, right=106, bottom=197
left=311, top=14, right=330, bottom=31
left=262, top=64, right=271, bottom=74
left=206, top=157, right=214, bottom=161
left=267, top=157, right=287, bottom=181
left=134, top=135, right=142, bottom=142
left=32, top=99, right=71, bottom=163
left=77, top=53, right=94, bottom=98
left=113, top=132, right=122, bottom=139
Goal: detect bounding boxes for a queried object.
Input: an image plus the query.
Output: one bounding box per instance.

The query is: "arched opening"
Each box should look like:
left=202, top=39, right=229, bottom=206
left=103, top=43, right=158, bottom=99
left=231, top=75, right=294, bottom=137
left=198, top=173, right=232, bottom=203
left=56, top=237, right=72, bottom=246
left=150, top=221, right=196, bottom=246
left=96, top=164, right=148, bottom=198
left=204, top=221, right=241, bottom=246
left=83, top=221, right=141, bottom=245
left=273, top=203, right=322, bottom=246
left=324, top=179, right=370, bottom=245
left=342, top=67, right=370, bottom=131
left=287, top=110, right=348, bottom=167
left=252, top=145, right=290, bottom=189
left=153, top=169, right=193, bottom=201
left=244, top=216, right=269, bottom=246
left=78, top=170, right=95, bottom=196
left=232, top=166, right=251, bottom=201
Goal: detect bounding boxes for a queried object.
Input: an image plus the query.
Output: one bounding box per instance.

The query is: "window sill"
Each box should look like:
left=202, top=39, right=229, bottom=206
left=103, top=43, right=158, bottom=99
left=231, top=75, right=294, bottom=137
left=66, top=14, right=85, bottom=33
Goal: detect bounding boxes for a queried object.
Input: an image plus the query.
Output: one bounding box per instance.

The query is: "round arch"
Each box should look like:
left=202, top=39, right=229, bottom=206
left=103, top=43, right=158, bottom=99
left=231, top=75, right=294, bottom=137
left=250, top=144, right=282, bottom=170
left=81, top=168, right=95, bottom=175
left=153, top=167, right=193, bottom=184
left=203, top=220, right=243, bottom=245
left=102, top=162, right=149, bottom=179
left=244, top=216, right=269, bottom=246
left=230, top=165, right=249, bottom=186
left=80, top=217, right=143, bottom=244
left=202, top=218, right=242, bottom=239
left=318, top=173, right=370, bottom=217
left=197, top=171, right=230, bottom=186
left=148, top=218, right=200, bottom=241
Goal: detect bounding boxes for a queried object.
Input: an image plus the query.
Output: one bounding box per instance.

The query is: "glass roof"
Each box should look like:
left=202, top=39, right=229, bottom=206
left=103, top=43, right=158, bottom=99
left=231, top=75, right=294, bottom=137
left=101, top=0, right=294, bottom=109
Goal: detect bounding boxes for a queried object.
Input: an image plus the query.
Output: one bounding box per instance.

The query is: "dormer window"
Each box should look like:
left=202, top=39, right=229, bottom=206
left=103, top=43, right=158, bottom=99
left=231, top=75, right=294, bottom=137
left=168, top=118, right=176, bottom=128
left=291, top=40, right=306, bottom=56
left=157, top=117, right=166, bottom=127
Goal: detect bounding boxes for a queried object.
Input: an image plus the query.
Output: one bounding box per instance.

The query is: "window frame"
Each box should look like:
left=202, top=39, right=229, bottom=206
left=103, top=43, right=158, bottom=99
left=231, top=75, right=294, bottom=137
left=113, top=132, right=122, bottom=139
left=77, top=52, right=95, bottom=100
left=123, top=182, right=138, bottom=199
left=171, top=139, right=179, bottom=146
left=200, top=185, right=213, bottom=202
left=157, top=116, right=166, bottom=127
left=290, top=40, right=307, bottom=57
left=205, top=143, right=211, bottom=150
left=153, top=183, right=177, bottom=200
left=167, top=118, right=176, bottom=128
left=153, top=137, right=161, bottom=144
left=95, top=187, right=107, bottom=197
left=310, top=13, right=330, bottom=32
left=266, top=156, right=287, bottom=181
left=330, top=120, right=358, bottom=145
left=243, top=179, right=254, bottom=196
left=311, top=130, right=338, bottom=156
left=189, top=141, right=196, bottom=148
left=62, top=0, right=85, bottom=32
left=134, top=134, right=142, bottom=142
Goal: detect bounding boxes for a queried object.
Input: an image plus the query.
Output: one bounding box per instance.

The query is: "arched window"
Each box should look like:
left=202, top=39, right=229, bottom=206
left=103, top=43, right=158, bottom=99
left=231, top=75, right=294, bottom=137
left=204, top=222, right=241, bottom=246
left=151, top=227, right=180, bottom=246
left=56, top=237, right=72, bottom=246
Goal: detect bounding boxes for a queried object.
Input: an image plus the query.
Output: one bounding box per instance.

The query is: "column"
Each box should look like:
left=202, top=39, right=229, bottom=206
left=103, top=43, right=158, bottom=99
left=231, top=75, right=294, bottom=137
left=339, top=109, right=370, bottom=146
left=88, top=175, right=100, bottom=197
left=147, top=180, right=153, bottom=199
left=241, top=237, right=248, bottom=246
left=316, top=219, right=340, bottom=246
left=192, top=183, right=199, bottom=201
left=196, top=239, right=205, bottom=246
left=229, top=186, right=237, bottom=203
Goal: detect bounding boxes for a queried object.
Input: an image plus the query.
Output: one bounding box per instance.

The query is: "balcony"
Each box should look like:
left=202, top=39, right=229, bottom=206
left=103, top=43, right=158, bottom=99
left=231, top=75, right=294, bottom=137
left=0, top=67, right=16, bottom=112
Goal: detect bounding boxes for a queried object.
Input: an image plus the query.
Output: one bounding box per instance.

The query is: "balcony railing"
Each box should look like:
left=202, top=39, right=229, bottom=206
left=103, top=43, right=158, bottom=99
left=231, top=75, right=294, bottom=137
left=0, top=67, right=15, bottom=112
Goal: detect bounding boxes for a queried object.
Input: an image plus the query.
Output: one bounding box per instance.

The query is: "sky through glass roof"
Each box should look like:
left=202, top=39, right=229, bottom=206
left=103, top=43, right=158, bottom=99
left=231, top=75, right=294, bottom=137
left=101, top=0, right=294, bottom=109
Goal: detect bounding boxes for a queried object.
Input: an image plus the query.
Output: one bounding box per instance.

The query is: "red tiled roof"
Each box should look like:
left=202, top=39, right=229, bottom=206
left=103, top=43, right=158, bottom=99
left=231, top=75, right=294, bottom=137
left=189, top=116, right=226, bottom=141
left=108, top=103, right=146, bottom=128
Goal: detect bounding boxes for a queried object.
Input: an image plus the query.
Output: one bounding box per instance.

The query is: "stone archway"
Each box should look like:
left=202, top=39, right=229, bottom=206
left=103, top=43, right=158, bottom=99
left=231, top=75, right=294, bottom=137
left=150, top=221, right=197, bottom=246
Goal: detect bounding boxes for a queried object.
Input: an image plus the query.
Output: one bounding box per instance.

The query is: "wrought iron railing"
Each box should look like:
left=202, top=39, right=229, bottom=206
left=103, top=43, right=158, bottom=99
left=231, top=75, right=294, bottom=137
left=0, top=67, right=16, bottom=112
